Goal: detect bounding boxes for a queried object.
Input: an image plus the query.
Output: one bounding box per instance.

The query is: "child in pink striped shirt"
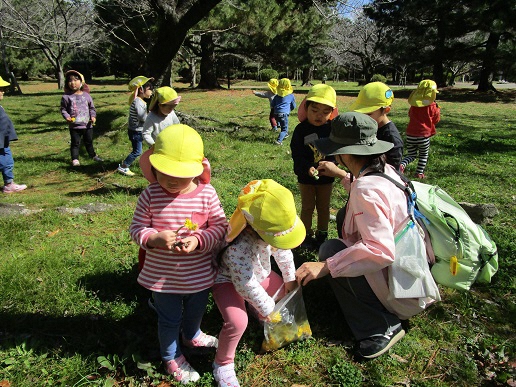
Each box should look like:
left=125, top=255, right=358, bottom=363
left=130, top=124, right=227, bottom=384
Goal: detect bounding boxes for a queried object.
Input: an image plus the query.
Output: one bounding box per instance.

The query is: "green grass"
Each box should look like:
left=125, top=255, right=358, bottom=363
left=0, top=79, right=515, bottom=386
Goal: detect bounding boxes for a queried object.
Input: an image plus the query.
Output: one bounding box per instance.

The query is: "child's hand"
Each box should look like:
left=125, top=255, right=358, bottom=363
left=147, top=230, right=179, bottom=250
left=173, top=236, right=199, bottom=254
left=66, top=117, right=75, bottom=122
left=90, top=117, right=96, bottom=125
left=309, top=166, right=319, bottom=180
left=284, top=280, right=297, bottom=294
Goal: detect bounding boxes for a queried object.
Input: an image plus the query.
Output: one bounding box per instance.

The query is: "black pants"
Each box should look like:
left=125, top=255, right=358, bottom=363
left=69, top=128, right=96, bottom=160
left=319, top=239, right=401, bottom=340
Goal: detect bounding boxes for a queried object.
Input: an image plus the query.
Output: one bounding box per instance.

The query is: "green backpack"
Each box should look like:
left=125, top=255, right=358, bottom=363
left=410, top=181, right=499, bottom=291
left=368, top=172, right=499, bottom=291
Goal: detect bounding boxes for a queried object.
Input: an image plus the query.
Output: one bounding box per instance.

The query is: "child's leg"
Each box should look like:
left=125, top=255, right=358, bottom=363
left=153, top=291, right=188, bottom=361
left=269, top=109, right=277, bottom=130
left=212, top=283, right=248, bottom=366
left=401, top=136, right=419, bottom=167
left=277, top=115, right=289, bottom=143
left=314, top=183, right=333, bottom=244
left=122, top=131, right=143, bottom=167
left=82, top=128, right=97, bottom=158
left=298, top=183, right=316, bottom=236
left=415, top=137, right=431, bottom=175
left=315, top=183, right=333, bottom=233
left=69, top=128, right=81, bottom=160
left=260, top=271, right=286, bottom=300
left=181, top=288, right=211, bottom=342
left=0, top=147, right=14, bottom=185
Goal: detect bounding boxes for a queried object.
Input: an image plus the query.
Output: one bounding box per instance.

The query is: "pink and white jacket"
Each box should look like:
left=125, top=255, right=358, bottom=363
left=327, top=165, right=436, bottom=319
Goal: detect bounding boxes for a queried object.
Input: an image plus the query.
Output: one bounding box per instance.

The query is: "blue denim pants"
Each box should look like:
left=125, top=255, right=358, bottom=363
left=275, top=113, right=289, bottom=142
left=153, top=289, right=210, bottom=361
left=122, top=131, right=143, bottom=167
left=0, top=147, right=15, bottom=185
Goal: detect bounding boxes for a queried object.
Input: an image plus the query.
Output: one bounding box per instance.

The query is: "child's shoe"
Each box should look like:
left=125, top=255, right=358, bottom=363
left=274, top=140, right=282, bottom=145
left=72, top=159, right=80, bottom=167
left=164, top=355, right=200, bottom=384
left=213, top=362, right=240, bottom=387
left=2, top=182, right=27, bottom=193
left=117, top=164, right=135, bottom=176
left=271, top=126, right=278, bottom=131
left=183, top=331, right=218, bottom=348
left=93, top=155, right=104, bottom=162
left=415, top=173, right=425, bottom=179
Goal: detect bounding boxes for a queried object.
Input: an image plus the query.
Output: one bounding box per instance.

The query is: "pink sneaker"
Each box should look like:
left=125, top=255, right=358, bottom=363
left=2, top=182, right=27, bottom=193
left=164, top=355, right=200, bottom=384
left=213, top=362, right=240, bottom=387
left=183, top=331, right=218, bottom=348
left=72, top=159, right=80, bottom=167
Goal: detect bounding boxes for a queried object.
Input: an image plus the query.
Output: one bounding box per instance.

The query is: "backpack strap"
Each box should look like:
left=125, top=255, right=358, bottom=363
left=365, top=171, right=419, bottom=221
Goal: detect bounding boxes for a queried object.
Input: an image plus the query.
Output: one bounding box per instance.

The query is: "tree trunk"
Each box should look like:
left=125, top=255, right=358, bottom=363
left=300, top=67, right=312, bottom=86
left=477, top=32, right=500, bottom=92
left=146, top=0, right=222, bottom=81
left=197, top=33, right=221, bottom=89
left=189, top=57, right=197, bottom=88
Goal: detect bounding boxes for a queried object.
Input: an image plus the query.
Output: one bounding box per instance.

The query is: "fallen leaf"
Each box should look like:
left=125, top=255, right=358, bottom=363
left=47, top=229, right=61, bottom=237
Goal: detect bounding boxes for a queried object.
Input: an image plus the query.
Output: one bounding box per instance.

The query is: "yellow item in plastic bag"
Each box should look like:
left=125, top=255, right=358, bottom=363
left=261, top=286, right=312, bottom=352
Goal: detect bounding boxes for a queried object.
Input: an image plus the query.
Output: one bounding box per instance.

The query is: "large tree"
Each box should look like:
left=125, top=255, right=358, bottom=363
left=364, top=0, right=477, bottom=87
left=95, top=0, right=223, bottom=83
left=0, top=0, right=101, bottom=88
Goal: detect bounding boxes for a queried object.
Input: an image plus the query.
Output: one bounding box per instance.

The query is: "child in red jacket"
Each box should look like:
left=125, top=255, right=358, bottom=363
left=400, top=80, right=441, bottom=179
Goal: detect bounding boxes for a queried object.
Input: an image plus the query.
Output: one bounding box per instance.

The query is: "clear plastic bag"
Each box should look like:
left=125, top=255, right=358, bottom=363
left=389, top=218, right=440, bottom=304
left=261, top=285, right=312, bottom=352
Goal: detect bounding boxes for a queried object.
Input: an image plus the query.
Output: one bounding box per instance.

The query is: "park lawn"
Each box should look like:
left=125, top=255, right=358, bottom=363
left=0, top=79, right=514, bottom=386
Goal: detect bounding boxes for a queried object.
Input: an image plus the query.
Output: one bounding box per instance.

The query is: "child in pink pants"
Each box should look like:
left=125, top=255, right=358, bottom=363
left=212, top=179, right=306, bottom=387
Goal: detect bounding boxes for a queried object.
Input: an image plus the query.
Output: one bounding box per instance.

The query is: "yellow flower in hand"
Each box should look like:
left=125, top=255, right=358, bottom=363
left=184, top=218, right=199, bottom=231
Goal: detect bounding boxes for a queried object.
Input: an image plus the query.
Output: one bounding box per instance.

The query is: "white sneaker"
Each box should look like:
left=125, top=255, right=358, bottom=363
left=117, top=165, right=135, bottom=176
left=165, top=355, right=200, bottom=384
left=213, top=362, right=240, bottom=387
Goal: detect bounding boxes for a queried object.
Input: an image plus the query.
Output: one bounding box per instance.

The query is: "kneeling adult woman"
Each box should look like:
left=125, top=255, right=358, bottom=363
left=295, top=112, right=438, bottom=359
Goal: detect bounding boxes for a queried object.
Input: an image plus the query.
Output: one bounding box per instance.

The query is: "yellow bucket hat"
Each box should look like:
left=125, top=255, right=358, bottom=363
left=226, top=179, right=306, bottom=249
left=148, top=124, right=204, bottom=178
left=297, top=84, right=339, bottom=122
left=276, top=78, right=293, bottom=97
left=267, top=78, right=279, bottom=94
left=149, top=86, right=181, bottom=111
left=0, top=76, right=10, bottom=87
left=128, top=75, right=154, bottom=104
left=408, top=79, right=438, bottom=107
left=350, top=82, right=394, bottom=114
left=128, top=76, right=153, bottom=92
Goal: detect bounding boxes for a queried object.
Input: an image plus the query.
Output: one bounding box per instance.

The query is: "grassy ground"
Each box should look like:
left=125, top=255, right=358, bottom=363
left=0, top=78, right=515, bottom=386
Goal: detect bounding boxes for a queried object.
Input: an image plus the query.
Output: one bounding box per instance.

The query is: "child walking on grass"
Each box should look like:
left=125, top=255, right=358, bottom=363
left=290, top=84, right=339, bottom=249
left=212, top=179, right=306, bottom=387
left=252, top=78, right=279, bottom=131
left=0, top=76, right=27, bottom=193
left=142, top=86, right=181, bottom=147
left=130, top=124, right=227, bottom=384
left=117, top=76, right=154, bottom=176
left=271, top=78, right=296, bottom=145
left=60, top=70, right=102, bottom=167
left=400, top=79, right=441, bottom=179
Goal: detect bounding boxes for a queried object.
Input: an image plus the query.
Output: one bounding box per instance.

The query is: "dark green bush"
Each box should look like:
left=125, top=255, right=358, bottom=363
left=258, top=68, right=279, bottom=81
left=371, top=74, right=387, bottom=83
